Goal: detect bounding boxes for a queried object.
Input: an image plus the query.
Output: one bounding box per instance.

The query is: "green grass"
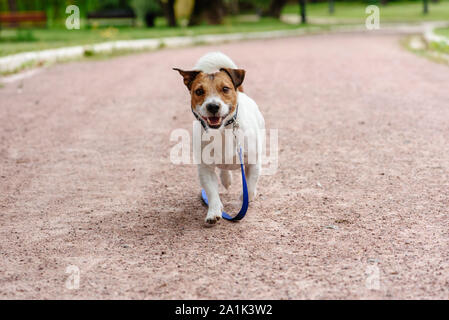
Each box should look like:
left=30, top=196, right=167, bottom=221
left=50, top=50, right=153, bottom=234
left=283, top=0, right=449, bottom=23
left=435, top=26, right=449, bottom=38
left=429, top=40, right=449, bottom=55
left=403, top=35, right=449, bottom=66
left=432, top=27, right=449, bottom=56
left=0, top=17, right=306, bottom=57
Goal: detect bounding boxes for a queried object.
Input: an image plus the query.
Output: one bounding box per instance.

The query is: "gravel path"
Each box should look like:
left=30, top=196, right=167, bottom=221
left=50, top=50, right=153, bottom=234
left=0, top=33, right=448, bottom=299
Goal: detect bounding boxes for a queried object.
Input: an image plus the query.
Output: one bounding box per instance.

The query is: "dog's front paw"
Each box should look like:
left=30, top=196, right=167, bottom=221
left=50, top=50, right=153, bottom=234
left=205, top=208, right=222, bottom=225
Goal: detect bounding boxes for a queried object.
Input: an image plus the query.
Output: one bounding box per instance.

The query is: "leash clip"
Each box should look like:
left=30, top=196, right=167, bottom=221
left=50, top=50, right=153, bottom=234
left=232, top=119, right=241, bottom=151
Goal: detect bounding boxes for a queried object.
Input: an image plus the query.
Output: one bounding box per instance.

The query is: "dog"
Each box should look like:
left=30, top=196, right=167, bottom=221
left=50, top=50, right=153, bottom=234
left=174, top=52, right=265, bottom=225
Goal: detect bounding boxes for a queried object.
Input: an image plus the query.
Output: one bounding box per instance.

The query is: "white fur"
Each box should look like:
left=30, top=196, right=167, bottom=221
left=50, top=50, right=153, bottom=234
left=192, top=52, right=265, bottom=225
left=197, top=95, right=230, bottom=120
left=194, top=51, right=238, bottom=73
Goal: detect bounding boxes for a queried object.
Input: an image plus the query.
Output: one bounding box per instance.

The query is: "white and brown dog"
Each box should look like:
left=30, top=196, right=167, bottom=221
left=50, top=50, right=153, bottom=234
left=174, top=52, right=265, bottom=225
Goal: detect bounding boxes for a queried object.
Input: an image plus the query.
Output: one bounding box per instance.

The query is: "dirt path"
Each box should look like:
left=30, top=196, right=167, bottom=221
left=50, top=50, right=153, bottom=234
left=0, top=33, right=448, bottom=299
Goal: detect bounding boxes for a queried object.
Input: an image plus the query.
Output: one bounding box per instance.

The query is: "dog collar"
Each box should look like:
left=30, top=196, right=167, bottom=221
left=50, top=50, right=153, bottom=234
left=191, top=107, right=208, bottom=131
left=192, top=104, right=239, bottom=131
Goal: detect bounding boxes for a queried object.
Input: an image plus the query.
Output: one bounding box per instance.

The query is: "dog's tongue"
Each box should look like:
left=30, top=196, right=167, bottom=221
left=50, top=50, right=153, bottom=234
left=208, top=117, right=220, bottom=125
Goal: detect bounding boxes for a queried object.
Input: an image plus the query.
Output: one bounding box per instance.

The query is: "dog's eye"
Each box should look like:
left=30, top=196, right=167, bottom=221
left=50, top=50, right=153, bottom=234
left=195, top=88, right=204, bottom=96
left=222, top=86, right=230, bottom=93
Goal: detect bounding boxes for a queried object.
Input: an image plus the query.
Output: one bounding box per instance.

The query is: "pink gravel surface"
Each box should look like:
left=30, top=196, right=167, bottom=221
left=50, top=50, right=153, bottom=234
left=0, top=33, right=448, bottom=299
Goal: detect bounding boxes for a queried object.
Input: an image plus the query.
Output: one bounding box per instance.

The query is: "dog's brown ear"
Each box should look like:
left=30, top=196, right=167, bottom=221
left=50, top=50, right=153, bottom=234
left=173, top=68, right=200, bottom=90
left=220, top=68, right=245, bottom=89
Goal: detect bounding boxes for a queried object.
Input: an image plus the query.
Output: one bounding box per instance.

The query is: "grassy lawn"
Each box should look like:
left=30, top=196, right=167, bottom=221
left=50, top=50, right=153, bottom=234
left=429, top=40, right=449, bottom=55
left=403, top=35, right=449, bottom=66
left=435, top=26, right=449, bottom=38
left=430, top=26, right=449, bottom=56
left=283, top=0, right=449, bottom=23
left=0, top=17, right=308, bottom=57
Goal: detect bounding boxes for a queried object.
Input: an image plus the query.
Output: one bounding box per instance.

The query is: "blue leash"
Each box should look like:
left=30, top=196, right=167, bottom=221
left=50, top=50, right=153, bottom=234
left=201, top=147, right=249, bottom=221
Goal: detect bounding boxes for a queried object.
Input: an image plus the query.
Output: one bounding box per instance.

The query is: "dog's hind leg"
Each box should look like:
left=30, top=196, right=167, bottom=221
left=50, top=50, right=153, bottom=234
left=244, top=163, right=260, bottom=201
left=219, top=169, right=232, bottom=190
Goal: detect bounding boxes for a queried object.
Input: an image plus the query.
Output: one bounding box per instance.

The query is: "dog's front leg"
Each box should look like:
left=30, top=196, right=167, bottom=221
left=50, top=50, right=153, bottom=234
left=198, top=164, right=223, bottom=224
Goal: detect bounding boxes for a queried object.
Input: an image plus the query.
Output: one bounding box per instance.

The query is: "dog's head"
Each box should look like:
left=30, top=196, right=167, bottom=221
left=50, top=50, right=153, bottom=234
left=173, top=67, right=245, bottom=129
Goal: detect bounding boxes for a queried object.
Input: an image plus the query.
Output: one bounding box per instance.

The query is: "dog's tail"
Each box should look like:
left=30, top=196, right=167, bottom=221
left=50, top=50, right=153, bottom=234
left=194, top=52, right=244, bottom=92
left=194, top=52, right=238, bottom=74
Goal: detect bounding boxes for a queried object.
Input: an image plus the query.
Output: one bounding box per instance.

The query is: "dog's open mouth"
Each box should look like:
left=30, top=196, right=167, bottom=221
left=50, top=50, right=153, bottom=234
left=204, top=116, right=222, bottom=129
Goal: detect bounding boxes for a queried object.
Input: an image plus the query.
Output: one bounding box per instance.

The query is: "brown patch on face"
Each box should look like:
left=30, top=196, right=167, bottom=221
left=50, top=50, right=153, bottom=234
left=220, top=68, right=245, bottom=91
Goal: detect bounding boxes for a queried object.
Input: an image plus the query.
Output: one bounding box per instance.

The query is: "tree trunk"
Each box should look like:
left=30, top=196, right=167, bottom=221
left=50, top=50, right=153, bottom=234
left=229, top=0, right=239, bottom=15
left=299, top=0, right=306, bottom=24
left=7, top=0, right=17, bottom=11
left=189, top=0, right=205, bottom=26
left=145, top=12, right=156, bottom=27
left=266, top=0, right=287, bottom=19
left=207, top=0, right=225, bottom=24
left=7, top=0, right=17, bottom=27
left=160, top=0, right=176, bottom=27
left=423, top=0, right=429, bottom=14
left=189, top=0, right=225, bottom=26
left=328, top=0, right=334, bottom=14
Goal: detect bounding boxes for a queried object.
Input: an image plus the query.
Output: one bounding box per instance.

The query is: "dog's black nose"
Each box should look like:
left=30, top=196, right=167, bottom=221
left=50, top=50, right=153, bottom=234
left=206, top=103, right=220, bottom=114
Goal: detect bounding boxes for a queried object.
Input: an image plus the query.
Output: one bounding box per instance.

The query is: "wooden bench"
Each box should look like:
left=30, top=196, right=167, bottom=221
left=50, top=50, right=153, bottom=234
left=0, top=11, right=47, bottom=28
left=87, top=8, right=136, bottom=27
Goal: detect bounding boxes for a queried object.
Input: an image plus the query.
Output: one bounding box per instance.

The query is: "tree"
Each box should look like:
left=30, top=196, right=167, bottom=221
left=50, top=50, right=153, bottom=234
left=328, top=0, right=334, bottom=15
left=299, top=0, right=306, bottom=24
left=423, top=0, right=429, bottom=14
left=160, top=0, right=176, bottom=27
left=6, top=0, right=17, bottom=26
left=7, top=0, right=17, bottom=11
left=131, top=0, right=161, bottom=27
left=189, top=0, right=225, bottom=26
left=266, top=0, right=287, bottom=19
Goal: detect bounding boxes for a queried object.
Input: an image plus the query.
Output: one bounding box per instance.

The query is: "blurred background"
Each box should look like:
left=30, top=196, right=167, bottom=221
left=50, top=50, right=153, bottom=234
left=0, top=0, right=448, bottom=59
